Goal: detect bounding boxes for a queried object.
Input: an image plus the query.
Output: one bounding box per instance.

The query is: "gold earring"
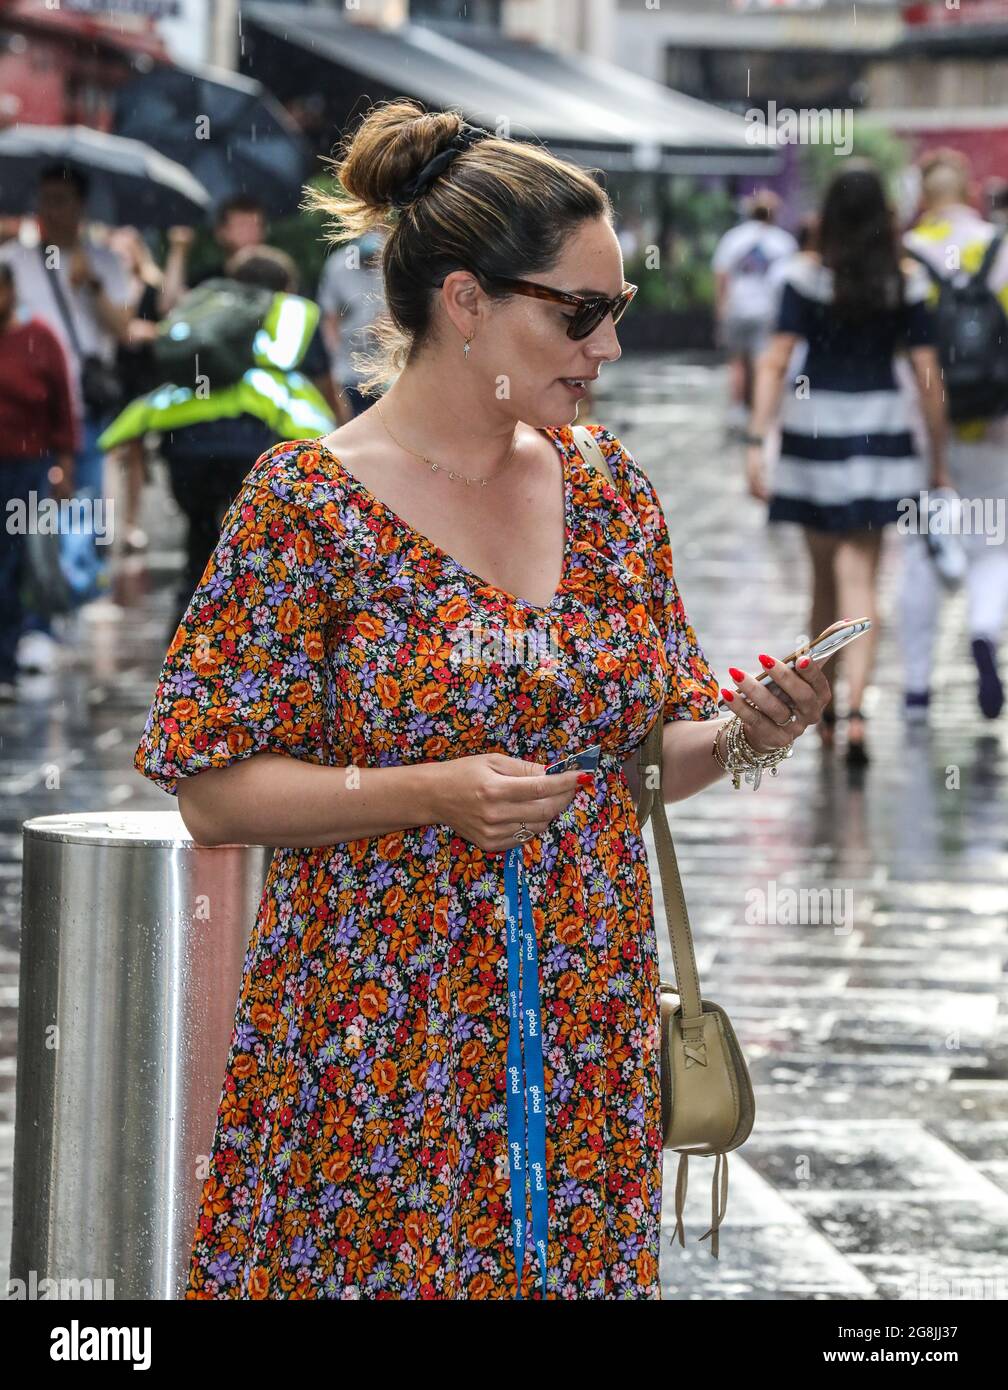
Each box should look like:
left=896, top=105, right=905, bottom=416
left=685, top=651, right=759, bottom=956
left=463, top=333, right=473, bottom=359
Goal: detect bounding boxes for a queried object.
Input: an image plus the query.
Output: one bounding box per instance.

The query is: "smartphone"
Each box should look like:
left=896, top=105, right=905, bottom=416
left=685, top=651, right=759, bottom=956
left=544, top=743, right=602, bottom=775
left=715, top=617, right=871, bottom=713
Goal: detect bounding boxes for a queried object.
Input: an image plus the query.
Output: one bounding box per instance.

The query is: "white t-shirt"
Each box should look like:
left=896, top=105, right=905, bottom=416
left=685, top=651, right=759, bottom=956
left=712, top=219, right=798, bottom=322
left=0, top=233, right=130, bottom=408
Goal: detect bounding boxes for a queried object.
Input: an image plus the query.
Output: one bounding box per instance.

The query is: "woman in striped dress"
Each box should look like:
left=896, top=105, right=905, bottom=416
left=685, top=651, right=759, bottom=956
left=746, top=163, right=949, bottom=765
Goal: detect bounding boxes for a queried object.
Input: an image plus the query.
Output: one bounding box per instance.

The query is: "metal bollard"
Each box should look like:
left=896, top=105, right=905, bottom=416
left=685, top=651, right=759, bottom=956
left=10, top=812, right=271, bottom=1300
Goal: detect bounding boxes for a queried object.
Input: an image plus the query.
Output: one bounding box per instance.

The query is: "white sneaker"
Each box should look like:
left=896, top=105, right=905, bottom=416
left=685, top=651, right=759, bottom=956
left=16, top=630, right=60, bottom=674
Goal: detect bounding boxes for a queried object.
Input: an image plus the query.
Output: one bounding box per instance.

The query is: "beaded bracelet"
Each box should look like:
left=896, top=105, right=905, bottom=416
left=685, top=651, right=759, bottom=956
left=711, top=714, right=794, bottom=790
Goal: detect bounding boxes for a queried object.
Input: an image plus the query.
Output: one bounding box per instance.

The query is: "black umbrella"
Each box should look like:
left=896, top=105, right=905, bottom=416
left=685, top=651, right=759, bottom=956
left=114, top=63, right=311, bottom=220
left=0, top=124, right=211, bottom=229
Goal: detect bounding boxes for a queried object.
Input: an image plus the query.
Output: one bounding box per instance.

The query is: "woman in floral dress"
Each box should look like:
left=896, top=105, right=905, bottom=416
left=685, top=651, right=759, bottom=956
left=134, top=100, right=831, bottom=1299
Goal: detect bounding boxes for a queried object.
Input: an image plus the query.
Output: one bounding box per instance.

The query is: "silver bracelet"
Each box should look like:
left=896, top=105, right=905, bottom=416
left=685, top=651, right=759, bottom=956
left=714, top=714, right=794, bottom=790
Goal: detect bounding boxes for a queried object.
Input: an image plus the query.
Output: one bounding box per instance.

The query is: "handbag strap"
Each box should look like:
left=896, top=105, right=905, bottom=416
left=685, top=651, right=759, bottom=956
left=37, top=242, right=85, bottom=360
left=569, top=423, right=704, bottom=1028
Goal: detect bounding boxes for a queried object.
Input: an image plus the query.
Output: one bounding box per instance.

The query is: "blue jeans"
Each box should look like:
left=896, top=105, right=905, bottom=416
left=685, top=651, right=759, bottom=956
left=20, top=415, right=113, bottom=642
left=0, top=455, right=51, bottom=676
left=56, top=413, right=112, bottom=608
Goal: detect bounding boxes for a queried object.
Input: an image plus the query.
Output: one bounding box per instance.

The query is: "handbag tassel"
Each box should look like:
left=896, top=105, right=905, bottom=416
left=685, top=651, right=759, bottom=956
left=672, top=1151, right=730, bottom=1260
left=672, top=1152, right=688, bottom=1248
left=697, top=1151, right=729, bottom=1259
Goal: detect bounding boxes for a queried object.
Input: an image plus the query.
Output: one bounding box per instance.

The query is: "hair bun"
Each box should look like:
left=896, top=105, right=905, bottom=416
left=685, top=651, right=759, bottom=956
left=335, top=100, right=474, bottom=217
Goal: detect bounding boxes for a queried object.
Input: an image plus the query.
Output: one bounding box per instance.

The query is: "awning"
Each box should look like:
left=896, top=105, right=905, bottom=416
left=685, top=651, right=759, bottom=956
left=241, top=4, right=779, bottom=177
left=637, top=8, right=902, bottom=53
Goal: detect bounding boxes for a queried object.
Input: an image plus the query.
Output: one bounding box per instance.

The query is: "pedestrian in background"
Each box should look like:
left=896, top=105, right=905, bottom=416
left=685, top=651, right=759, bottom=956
left=712, top=190, right=797, bottom=437
left=317, top=229, right=386, bottom=421
left=162, top=244, right=333, bottom=632
left=99, top=244, right=336, bottom=638
left=0, top=163, right=131, bottom=668
left=0, top=263, right=78, bottom=698
left=900, top=148, right=1008, bottom=723
left=746, top=162, right=948, bottom=765
left=160, top=195, right=268, bottom=311
left=109, top=225, right=170, bottom=556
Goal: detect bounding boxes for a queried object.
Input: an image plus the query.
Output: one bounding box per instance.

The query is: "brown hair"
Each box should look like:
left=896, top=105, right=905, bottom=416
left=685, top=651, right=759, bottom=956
left=744, top=188, right=781, bottom=224
left=226, top=244, right=299, bottom=293
left=818, top=161, right=903, bottom=321
left=215, top=194, right=268, bottom=226
left=304, top=99, right=612, bottom=397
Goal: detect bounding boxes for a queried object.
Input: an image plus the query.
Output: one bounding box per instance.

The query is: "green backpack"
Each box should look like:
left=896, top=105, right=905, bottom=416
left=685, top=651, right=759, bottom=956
left=152, top=277, right=277, bottom=391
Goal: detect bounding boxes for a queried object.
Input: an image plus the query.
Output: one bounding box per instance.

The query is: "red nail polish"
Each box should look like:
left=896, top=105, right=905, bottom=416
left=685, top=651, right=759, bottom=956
left=577, top=773, right=594, bottom=786
left=720, top=687, right=735, bottom=702
left=728, top=666, right=745, bottom=682
left=758, top=654, right=775, bottom=669
left=798, top=656, right=810, bottom=669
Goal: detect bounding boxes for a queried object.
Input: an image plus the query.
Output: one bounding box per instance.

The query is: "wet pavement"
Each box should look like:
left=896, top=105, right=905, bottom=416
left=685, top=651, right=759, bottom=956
left=1, top=354, right=1006, bottom=1300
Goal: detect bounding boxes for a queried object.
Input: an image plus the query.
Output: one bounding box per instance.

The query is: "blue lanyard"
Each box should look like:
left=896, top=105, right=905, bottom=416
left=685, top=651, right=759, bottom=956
left=503, top=845, right=549, bottom=1300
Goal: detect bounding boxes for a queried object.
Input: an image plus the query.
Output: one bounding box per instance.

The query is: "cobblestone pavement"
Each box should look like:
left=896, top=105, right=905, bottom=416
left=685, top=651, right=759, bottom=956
left=1, top=354, right=1006, bottom=1300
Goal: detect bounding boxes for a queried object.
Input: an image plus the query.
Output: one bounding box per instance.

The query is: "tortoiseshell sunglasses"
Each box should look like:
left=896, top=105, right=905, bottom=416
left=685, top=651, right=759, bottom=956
left=436, top=272, right=638, bottom=340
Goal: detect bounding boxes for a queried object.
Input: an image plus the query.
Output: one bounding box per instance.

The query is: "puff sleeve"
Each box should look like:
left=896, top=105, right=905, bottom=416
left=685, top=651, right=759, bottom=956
left=133, top=477, right=336, bottom=796
left=589, top=424, right=720, bottom=724
left=775, top=273, right=815, bottom=337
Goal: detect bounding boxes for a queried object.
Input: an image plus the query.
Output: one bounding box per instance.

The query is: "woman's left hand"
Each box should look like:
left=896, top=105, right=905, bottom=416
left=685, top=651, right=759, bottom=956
left=722, top=652, right=832, bottom=753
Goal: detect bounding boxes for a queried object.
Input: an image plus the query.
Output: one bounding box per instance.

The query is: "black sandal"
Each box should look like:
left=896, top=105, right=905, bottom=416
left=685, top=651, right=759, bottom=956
left=845, top=707, right=869, bottom=767
left=818, top=703, right=837, bottom=747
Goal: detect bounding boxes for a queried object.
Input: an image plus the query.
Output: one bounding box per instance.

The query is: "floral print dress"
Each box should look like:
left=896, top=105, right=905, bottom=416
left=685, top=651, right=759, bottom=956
left=134, top=422, right=720, bottom=1299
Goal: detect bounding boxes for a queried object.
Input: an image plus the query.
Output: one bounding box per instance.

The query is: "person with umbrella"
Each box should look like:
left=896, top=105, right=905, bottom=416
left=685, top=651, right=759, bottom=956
left=0, top=163, right=132, bottom=669
left=0, top=261, right=78, bottom=700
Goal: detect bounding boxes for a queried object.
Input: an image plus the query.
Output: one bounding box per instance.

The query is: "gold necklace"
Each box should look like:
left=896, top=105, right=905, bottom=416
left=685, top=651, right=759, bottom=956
left=376, top=401, right=519, bottom=487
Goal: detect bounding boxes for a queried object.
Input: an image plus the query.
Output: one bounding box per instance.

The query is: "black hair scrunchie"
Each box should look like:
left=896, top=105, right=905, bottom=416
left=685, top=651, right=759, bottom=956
left=389, top=124, right=488, bottom=208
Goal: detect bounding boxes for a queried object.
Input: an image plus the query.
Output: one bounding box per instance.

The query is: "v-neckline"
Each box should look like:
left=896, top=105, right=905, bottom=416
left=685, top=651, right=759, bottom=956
left=312, top=425, right=574, bottom=614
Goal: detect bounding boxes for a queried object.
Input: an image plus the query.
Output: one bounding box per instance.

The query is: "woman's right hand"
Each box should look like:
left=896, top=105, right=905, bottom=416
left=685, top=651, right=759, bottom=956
left=432, top=752, right=591, bottom=855
left=745, top=443, right=770, bottom=502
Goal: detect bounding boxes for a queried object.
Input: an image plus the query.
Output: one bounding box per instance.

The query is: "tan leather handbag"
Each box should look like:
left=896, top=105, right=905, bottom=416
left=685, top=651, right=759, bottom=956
left=570, top=424, right=756, bottom=1259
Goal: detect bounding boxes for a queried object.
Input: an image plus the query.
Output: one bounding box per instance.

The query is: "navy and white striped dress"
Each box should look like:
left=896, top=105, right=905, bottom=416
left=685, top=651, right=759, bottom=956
left=768, top=254, right=935, bottom=533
